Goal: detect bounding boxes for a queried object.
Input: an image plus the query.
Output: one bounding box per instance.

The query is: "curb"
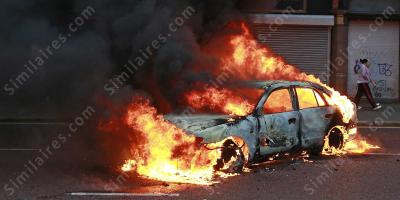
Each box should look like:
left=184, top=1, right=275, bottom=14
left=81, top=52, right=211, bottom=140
left=358, top=121, right=400, bottom=127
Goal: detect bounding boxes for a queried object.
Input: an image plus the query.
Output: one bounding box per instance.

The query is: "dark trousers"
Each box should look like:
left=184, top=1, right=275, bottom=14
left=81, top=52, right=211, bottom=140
left=354, top=83, right=376, bottom=108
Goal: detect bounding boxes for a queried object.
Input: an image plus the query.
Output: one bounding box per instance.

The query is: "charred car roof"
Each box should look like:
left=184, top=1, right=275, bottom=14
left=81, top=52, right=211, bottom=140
left=242, top=80, right=329, bottom=92
left=259, top=80, right=312, bottom=88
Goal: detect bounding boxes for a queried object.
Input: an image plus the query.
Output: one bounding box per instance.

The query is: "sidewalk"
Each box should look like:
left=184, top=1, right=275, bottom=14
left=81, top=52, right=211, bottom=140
left=357, top=102, right=400, bottom=127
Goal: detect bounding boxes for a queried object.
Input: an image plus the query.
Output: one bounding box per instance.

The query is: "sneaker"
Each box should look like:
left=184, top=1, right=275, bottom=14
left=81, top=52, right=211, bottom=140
left=357, top=106, right=362, bottom=110
left=376, top=103, right=381, bottom=106
left=373, top=105, right=382, bottom=110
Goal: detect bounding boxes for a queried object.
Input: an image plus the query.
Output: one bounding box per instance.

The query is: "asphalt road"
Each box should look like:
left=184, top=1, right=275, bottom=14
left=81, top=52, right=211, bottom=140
left=1, top=127, right=400, bottom=200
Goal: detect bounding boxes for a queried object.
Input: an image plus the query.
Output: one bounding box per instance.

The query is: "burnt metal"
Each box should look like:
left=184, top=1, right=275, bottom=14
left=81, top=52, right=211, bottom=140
left=167, top=81, right=358, bottom=166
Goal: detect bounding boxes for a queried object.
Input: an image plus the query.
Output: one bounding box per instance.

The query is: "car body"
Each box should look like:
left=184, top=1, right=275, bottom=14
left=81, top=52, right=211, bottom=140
left=168, top=81, right=358, bottom=169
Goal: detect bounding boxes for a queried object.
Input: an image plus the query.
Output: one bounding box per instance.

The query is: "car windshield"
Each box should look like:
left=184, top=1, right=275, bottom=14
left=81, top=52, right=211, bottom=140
left=183, top=85, right=265, bottom=116
left=226, top=87, right=265, bottom=114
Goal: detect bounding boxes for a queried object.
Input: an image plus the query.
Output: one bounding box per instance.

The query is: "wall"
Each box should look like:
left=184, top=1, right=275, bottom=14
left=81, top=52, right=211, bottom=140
left=347, top=20, right=399, bottom=100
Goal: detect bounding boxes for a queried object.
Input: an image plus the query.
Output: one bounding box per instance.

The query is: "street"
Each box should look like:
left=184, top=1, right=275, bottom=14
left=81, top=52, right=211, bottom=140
left=2, top=1, right=400, bottom=200
left=1, top=127, right=399, bottom=200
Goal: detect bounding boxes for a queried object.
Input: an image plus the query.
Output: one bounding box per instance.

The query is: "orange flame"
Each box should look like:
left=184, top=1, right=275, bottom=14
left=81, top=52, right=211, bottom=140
left=121, top=98, right=223, bottom=185
left=322, top=127, right=380, bottom=155
left=185, top=87, right=254, bottom=116
left=221, top=23, right=321, bottom=83
left=189, top=22, right=355, bottom=123
left=187, top=22, right=375, bottom=155
left=344, top=140, right=380, bottom=154
left=118, top=22, right=378, bottom=183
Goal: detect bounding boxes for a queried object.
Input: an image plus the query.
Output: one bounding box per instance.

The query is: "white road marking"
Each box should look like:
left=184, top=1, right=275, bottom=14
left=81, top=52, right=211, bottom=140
left=0, top=149, right=40, bottom=151
left=0, top=122, right=66, bottom=125
left=353, top=152, right=400, bottom=156
left=358, top=126, right=400, bottom=129
left=66, top=192, right=180, bottom=197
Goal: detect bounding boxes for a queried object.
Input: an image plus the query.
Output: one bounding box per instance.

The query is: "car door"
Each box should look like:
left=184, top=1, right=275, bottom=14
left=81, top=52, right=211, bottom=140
left=258, top=87, right=300, bottom=155
left=295, top=87, right=336, bottom=148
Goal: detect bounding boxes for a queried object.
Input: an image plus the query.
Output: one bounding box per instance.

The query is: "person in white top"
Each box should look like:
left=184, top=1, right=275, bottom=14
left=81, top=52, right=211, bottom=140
left=353, top=59, right=381, bottom=110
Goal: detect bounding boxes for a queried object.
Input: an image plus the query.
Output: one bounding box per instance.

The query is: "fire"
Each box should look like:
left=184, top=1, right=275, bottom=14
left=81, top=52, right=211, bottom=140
left=322, top=127, right=380, bottom=155
left=115, top=22, right=379, bottom=184
left=226, top=24, right=355, bottom=123
left=189, top=22, right=354, bottom=123
left=220, top=23, right=321, bottom=83
left=342, top=128, right=380, bottom=153
left=344, top=139, right=380, bottom=154
left=324, top=89, right=355, bottom=123
left=185, top=87, right=253, bottom=116
left=121, top=98, right=222, bottom=185
left=187, top=22, right=376, bottom=155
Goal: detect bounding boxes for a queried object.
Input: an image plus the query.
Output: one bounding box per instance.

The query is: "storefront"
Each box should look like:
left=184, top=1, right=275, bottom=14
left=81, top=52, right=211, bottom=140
left=344, top=0, right=400, bottom=101
left=250, top=14, right=334, bottom=83
left=242, top=0, right=400, bottom=100
left=347, top=20, right=399, bottom=100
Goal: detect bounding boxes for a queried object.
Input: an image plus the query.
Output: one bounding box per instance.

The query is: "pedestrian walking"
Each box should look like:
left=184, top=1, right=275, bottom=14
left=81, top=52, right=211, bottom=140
left=353, top=59, right=382, bottom=110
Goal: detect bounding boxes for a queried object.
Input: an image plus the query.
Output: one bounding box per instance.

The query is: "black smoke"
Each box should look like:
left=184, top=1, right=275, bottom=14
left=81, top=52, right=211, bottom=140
left=0, top=0, right=240, bottom=118
left=0, top=0, right=241, bottom=170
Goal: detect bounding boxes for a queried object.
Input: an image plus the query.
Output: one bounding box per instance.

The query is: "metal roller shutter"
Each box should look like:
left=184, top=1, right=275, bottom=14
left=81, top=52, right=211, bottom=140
left=252, top=24, right=331, bottom=83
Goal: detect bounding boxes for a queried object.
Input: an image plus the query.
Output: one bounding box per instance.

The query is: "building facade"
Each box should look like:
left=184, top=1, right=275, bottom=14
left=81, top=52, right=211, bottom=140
left=242, top=0, right=400, bottom=102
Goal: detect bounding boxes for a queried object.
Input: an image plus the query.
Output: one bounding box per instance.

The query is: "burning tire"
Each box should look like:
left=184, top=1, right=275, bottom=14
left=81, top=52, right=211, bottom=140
left=213, top=138, right=248, bottom=173
left=310, top=125, right=346, bottom=156
left=322, top=125, right=346, bottom=155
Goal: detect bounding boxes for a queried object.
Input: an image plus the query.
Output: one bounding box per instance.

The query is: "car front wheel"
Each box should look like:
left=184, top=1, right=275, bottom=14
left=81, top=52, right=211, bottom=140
left=213, top=139, right=247, bottom=173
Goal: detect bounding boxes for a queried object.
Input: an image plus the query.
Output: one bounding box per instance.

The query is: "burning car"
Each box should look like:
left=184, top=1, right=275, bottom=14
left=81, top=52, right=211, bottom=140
left=118, top=23, right=375, bottom=183
left=168, top=80, right=358, bottom=172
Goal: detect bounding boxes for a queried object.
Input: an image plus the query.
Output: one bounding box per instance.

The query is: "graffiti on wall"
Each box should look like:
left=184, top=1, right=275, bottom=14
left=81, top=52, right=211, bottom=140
left=373, top=79, right=395, bottom=98
left=367, top=60, right=396, bottom=99
left=377, top=63, right=392, bottom=77
left=373, top=63, right=395, bottom=98
left=356, top=48, right=398, bottom=99
left=347, top=22, right=399, bottom=100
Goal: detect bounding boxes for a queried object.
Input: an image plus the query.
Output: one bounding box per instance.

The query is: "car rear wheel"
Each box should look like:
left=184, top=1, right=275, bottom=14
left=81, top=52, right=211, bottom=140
left=310, top=125, right=345, bottom=156
left=213, top=139, right=247, bottom=173
left=323, top=125, right=345, bottom=154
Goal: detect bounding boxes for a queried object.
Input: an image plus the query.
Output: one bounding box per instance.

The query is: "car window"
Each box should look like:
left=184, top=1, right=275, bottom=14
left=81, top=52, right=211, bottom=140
left=314, top=90, right=327, bottom=107
left=322, top=92, right=331, bottom=104
left=296, top=87, right=319, bottom=109
left=263, top=88, right=293, bottom=114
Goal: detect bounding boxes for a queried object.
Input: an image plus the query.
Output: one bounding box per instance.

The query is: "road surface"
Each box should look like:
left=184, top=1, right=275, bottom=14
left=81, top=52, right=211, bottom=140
left=1, top=127, right=400, bottom=200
